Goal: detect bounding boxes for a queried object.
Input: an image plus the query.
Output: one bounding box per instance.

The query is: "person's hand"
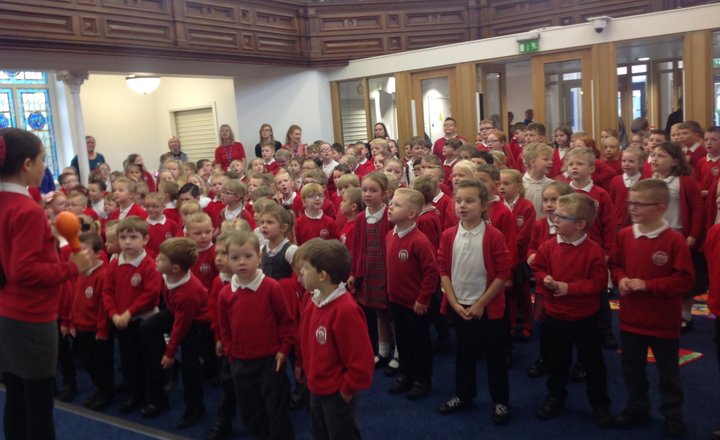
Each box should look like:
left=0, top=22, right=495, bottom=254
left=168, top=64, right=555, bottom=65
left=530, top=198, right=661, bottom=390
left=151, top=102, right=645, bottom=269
left=161, top=355, right=175, bottom=369
left=111, top=314, right=122, bottom=328
left=618, top=277, right=632, bottom=296
left=70, top=249, right=93, bottom=274
left=466, top=302, right=485, bottom=320
left=340, top=391, right=352, bottom=403
left=686, top=236, right=696, bottom=248
left=451, top=302, right=471, bottom=321
left=95, top=334, right=107, bottom=341
left=552, top=282, right=569, bottom=297
left=275, top=352, right=286, bottom=373
left=527, top=254, right=536, bottom=265
left=215, top=340, right=224, bottom=357
left=413, top=301, right=428, bottom=316
left=626, top=278, right=647, bottom=292
left=69, top=327, right=76, bottom=338
left=543, top=275, right=558, bottom=291
left=347, top=276, right=356, bottom=290
left=294, top=366, right=305, bottom=384
left=60, top=325, right=69, bottom=337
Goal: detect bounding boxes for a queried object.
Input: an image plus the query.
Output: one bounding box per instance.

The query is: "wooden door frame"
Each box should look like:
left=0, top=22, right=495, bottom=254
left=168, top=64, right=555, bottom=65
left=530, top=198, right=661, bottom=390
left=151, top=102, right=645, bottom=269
left=410, top=68, right=458, bottom=139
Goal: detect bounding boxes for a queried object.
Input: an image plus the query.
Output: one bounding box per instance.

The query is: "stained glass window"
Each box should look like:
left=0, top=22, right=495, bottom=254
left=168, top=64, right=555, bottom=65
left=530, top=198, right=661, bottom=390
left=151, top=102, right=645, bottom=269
left=0, top=71, right=59, bottom=176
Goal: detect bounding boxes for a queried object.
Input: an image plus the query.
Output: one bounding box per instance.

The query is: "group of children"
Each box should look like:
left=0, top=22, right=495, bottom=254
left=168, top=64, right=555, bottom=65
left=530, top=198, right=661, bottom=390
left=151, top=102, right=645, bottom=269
left=7, top=118, right=720, bottom=440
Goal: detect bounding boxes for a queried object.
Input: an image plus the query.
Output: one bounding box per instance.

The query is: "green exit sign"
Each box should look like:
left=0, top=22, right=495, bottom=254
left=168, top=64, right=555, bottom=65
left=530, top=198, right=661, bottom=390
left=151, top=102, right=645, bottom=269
left=519, top=39, right=539, bottom=54
left=714, top=58, right=720, bottom=68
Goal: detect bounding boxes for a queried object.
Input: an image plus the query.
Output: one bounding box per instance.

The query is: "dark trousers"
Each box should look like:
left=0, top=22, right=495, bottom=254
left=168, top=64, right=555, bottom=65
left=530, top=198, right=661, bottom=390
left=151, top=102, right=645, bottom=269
left=542, top=315, right=610, bottom=410
left=231, top=356, right=294, bottom=440
left=620, top=330, right=683, bottom=422
left=75, top=331, right=114, bottom=395
left=213, top=356, right=237, bottom=424
left=390, top=303, right=432, bottom=384
left=3, top=373, right=55, bottom=440
left=360, top=305, right=378, bottom=355
left=57, top=323, right=75, bottom=387
left=428, top=285, right=450, bottom=343
left=309, top=392, right=360, bottom=440
left=114, top=318, right=146, bottom=400
left=452, top=309, right=509, bottom=404
left=598, top=288, right=614, bottom=338
left=141, top=309, right=213, bottom=409
left=716, top=319, right=720, bottom=369
left=509, top=264, right=533, bottom=331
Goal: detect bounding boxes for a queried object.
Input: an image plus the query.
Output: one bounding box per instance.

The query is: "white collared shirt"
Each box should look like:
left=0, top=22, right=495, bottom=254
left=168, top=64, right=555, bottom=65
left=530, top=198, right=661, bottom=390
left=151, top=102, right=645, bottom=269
left=623, top=172, right=641, bottom=188
left=708, top=154, right=720, bottom=163
left=92, top=199, right=107, bottom=219
left=231, top=269, right=265, bottom=292
left=633, top=219, right=670, bottom=239
left=365, top=205, right=386, bottom=224
left=304, top=209, right=324, bottom=220
left=504, top=194, right=519, bottom=211
left=322, top=159, right=339, bottom=178
left=85, top=261, right=104, bottom=276
left=282, top=192, right=297, bottom=207
left=312, top=283, right=347, bottom=308
left=118, top=250, right=147, bottom=267
left=0, top=182, right=29, bottom=196
left=571, top=180, right=594, bottom=192
left=393, top=223, right=416, bottom=238
left=163, top=271, right=191, bottom=290
left=432, top=191, right=444, bottom=204
left=558, top=147, right=569, bottom=160
left=264, top=238, right=297, bottom=264
left=523, top=173, right=554, bottom=216
left=547, top=216, right=558, bottom=235
left=147, top=215, right=167, bottom=226
left=118, top=203, right=135, bottom=220
left=557, top=233, right=587, bottom=246
left=661, top=175, right=681, bottom=230
left=451, top=221, right=487, bottom=306
left=165, top=201, right=177, bottom=210
left=224, top=205, right=244, bottom=221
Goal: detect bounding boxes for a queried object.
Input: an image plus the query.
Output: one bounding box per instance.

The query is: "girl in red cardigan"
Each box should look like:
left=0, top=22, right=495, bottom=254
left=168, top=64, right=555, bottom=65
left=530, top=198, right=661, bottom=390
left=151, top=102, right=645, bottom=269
left=437, top=179, right=513, bottom=425
left=652, top=141, right=705, bottom=330
left=0, top=128, right=92, bottom=439
left=348, top=173, right=394, bottom=367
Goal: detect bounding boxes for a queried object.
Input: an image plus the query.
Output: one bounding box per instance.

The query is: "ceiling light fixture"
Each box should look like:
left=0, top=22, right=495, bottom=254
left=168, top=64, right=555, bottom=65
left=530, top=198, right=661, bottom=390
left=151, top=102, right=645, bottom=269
left=637, top=57, right=650, bottom=61
left=125, top=75, right=161, bottom=94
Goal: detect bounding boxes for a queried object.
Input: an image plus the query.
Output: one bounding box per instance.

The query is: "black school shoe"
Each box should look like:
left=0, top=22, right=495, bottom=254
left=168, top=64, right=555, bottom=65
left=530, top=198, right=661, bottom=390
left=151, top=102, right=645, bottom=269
left=438, top=396, right=472, bottom=415
left=204, top=417, right=232, bottom=440
left=87, top=391, right=113, bottom=411
left=177, top=406, right=207, bottom=429
left=118, top=395, right=145, bottom=414
left=57, top=383, right=77, bottom=402
left=388, top=374, right=412, bottom=394
left=140, top=399, right=169, bottom=418
left=570, top=363, right=587, bottom=382
left=614, top=407, right=650, bottom=428
left=665, top=419, right=685, bottom=438
left=527, top=358, right=546, bottom=378
left=406, top=381, right=431, bottom=401
left=535, top=396, right=564, bottom=420
left=383, top=358, right=400, bottom=376
left=492, top=404, right=510, bottom=425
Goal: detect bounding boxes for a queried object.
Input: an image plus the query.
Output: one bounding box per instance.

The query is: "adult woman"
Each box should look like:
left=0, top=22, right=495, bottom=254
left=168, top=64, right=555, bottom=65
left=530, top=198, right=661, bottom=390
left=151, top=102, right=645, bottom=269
left=373, top=122, right=389, bottom=140
left=214, top=124, right=246, bottom=171
left=254, top=123, right=282, bottom=158
left=282, top=124, right=307, bottom=158
left=70, top=135, right=106, bottom=182
left=0, top=128, right=91, bottom=438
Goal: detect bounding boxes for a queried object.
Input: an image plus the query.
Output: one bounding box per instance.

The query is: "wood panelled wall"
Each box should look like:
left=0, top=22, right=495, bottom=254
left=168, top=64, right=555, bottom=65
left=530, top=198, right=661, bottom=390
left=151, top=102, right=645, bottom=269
left=0, top=0, right=715, bottom=66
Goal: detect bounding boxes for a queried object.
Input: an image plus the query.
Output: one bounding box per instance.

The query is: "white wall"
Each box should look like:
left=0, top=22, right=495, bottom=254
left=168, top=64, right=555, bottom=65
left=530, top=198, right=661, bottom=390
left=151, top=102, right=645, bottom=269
left=233, top=68, right=334, bottom=153
left=505, top=61, right=533, bottom=125
left=77, top=74, right=237, bottom=173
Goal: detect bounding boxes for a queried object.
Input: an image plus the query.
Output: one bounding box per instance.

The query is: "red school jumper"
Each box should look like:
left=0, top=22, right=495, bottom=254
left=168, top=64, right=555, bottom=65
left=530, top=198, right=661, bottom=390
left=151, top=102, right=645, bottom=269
left=147, top=216, right=182, bottom=258
left=705, top=224, right=720, bottom=317
left=294, top=213, right=340, bottom=246
left=70, top=263, right=110, bottom=338
left=161, top=273, right=211, bottom=358
left=610, top=225, right=695, bottom=339
left=102, top=251, right=161, bottom=319
left=385, top=227, right=439, bottom=308
left=192, top=244, right=219, bottom=291
left=108, top=203, right=148, bottom=221
left=572, top=183, right=617, bottom=256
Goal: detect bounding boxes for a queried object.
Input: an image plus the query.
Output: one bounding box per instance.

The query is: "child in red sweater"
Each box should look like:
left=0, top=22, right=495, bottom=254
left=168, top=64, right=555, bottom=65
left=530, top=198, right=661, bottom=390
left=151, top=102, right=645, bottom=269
left=531, top=193, right=613, bottom=426
left=218, top=231, right=296, bottom=439
left=102, top=216, right=161, bottom=414
left=437, top=180, right=512, bottom=425
left=296, top=239, right=374, bottom=440
left=108, top=177, right=147, bottom=221
left=705, top=188, right=720, bottom=440
left=71, top=233, right=113, bottom=411
left=144, top=192, right=181, bottom=258
left=499, top=169, right=537, bottom=339
left=295, top=183, right=339, bottom=245
left=385, top=189, right=439, bottom=400
left=186, top=212, right=218, bottom=291
left=608, top=147, right=644, bottom=230
left=339, top=187, right=363, bottom=256
left=610, top=179, right=695, bottom=437
left=142, top=238, right=213, bottom=427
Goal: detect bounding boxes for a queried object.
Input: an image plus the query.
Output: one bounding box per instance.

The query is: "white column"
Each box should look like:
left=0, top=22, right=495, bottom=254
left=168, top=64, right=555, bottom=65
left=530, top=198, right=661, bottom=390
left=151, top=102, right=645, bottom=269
left=56, top=71, right=90, bottom=185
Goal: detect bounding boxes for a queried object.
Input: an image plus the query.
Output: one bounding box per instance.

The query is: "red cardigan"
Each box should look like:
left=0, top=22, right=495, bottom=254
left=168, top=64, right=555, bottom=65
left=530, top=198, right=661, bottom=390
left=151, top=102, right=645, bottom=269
left=215, top=142, right=246, bottom=171
left=0, top=191, right=79, bottom=322
left=610, top=226, right=695, bottom=339
left=437, top=223, right=512, bottom=319
left=676, top=175, right=705, bottom=242
left=102, top=252, right=161, bottom=318
left=509, top=197, right=536, bottom=263
left=162, top=273, right=211, bottom=358
left=70, top=264, right=109, bottom=338
left=385, top=227, right=439, bottom=308
left=488, top=200, right=518, bottom=266
left=705, top=224, right=720, bottom=316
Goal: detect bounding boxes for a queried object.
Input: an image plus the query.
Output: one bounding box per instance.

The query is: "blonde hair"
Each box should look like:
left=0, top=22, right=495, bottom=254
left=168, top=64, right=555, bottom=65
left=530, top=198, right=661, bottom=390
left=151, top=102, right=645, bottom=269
left=523, top=143, right=553, bottom=164
left=500, top=169, right=525, bottom=197
left=186, top=212, right=212, bottom=226
left=336, top=173, right=360, bottom=188
left=394, top=188, right=424, bottom=213
left=565, top=146, right=596, bottom=166
left=159, top=238, right=198, bottom=271
left=300, top=182, right=324, bottom=199
left=557, top=193, right=597, bottom=231
left=452, top=160, right=476, bottom=177
left=222, top=179, right=247, bottom=198
left=179, top=200, right=201, bottom=216
left=221, top=218, right=251, bottom=233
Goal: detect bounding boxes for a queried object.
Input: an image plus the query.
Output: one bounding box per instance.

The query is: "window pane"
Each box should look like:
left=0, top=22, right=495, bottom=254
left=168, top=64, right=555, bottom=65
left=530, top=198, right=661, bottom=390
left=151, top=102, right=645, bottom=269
left=617, top=66, right=628, bottom=75
left=0, top=71, right=47, bottom=85
left=631, top=65, right=647, bottom=74
left=18, top=89, right=58, bottom=175
left=0, top=89, right=15, bottom=128
left=338, top=80, right=368, bottom=144
left=367, top=76, right=397, bottom=140
left=544, top=59, right=583, bottom=133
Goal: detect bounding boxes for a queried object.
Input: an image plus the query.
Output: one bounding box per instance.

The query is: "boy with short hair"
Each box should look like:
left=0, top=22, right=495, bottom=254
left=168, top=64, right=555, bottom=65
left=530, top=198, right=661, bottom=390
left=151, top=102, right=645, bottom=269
left=109, top=177, right=148, bottom=221
left=295, top=183, right=340, bottom=245
left=142, top=237, right=213, bottom=427
left=218, top=231, right=296, bottom=439
left=522, top=143, right=555, bottom=216
left=102, top=216, right=161, bottom=414
left=525, top=123, right=547, bottom=146
left=608, top=147, right=644, bottom=229
left=59, top=172, right=79, bottom=194
left=530, top=193, right=613, bottom=427
left=88, top=179, right=107, bottom=219
left=262, top=145, right=280, bottom=175
left=433, top=117, right=466, bottom=160
left=610, top=179, right=695, bottom=437
left=71, top=232, right=113, bottom=411
left=296, top=238, right=375, bottom=440
left=385, top=189, right=439, bottom=400
left=144, top=192, right=181, bottom=258
left=696, top=126, right=720, bottom=199
left=339, top=187, right=363, bottom=255
left=677, top=121, right=705, bottom=169
left=186, top=212, right=218, bottom=291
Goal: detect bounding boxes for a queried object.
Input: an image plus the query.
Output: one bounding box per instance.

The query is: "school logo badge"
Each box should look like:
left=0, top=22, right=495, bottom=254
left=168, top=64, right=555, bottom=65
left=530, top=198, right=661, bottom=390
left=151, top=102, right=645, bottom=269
left=712, top=166, right=719, bottom=177
left=201, top=263, right=210, bottom=274
left=341, top=234, right=347, bottom=244
left=652, top=251, right=668, bottom=266
left=516, top=216, right=525, bottom=228
left=398, top=249, right=409, bottom=262
left=165, top=231, right=173, bottom=239
left=85, top=287, right=94, bottom=299
left=315, top=326, right=327, bottom=345
left=320, top=228, right=329, bottom=238
left=130, top=273, right=142, bottom=287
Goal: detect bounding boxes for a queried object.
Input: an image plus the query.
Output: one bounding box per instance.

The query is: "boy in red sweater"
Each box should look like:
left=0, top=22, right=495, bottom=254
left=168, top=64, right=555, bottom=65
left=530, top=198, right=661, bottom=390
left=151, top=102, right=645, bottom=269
left=610, top=179, right=695, bottom=438
left=141, top=237, right=213, bottom=427
left=531, top=193, right=613, bottom=426
left=339, top=187, right=363, bottom=256
left=218, top=231, right=295, bottom=440
left=385, top=189, right=439, bottom=400
left=108, top=177, right=147, bottom=221
left=144, top=192, right=181, bottom=258
left=71, top=232, right=113, bottom=411
left=296, top=239, right=374, bottom=440
left=186, top=212, right=218, bottom=291
left=102, top=216, right=161, bottom=414
left=294, top=183, right=339, bottom=245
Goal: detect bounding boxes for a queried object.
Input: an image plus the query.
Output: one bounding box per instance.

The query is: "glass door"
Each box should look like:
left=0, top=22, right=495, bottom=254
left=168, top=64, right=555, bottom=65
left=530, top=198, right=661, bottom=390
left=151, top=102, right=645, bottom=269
left=411, top=68, right=457, bottom=143
left=532, top=51, right=592, bottom=136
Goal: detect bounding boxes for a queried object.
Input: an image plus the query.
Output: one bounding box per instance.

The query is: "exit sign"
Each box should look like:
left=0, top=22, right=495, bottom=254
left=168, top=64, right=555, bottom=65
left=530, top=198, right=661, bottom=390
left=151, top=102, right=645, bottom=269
left=714, top=58, right=720, bottom=68
left=519, top=39, right=539, bottom=54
